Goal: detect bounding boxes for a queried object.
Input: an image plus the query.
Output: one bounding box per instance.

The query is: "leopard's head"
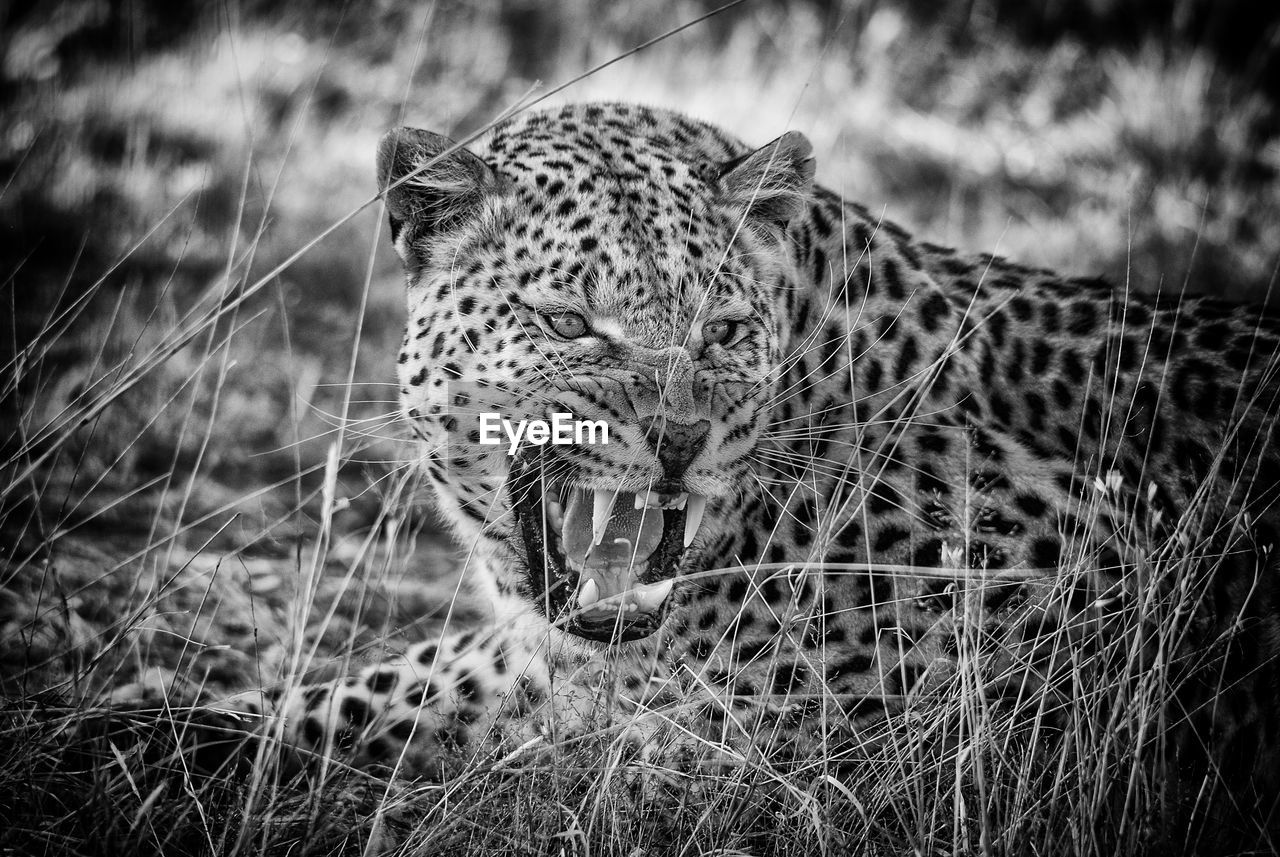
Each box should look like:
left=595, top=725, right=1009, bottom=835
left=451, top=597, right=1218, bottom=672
left=381, top=105, right=813, bottom=643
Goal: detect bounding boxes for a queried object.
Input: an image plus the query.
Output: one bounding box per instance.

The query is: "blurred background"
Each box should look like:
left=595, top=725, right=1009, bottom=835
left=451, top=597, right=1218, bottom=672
left=5, top=1, right=1279, bottom=364
left=2, top=0, right=1279, bottom=669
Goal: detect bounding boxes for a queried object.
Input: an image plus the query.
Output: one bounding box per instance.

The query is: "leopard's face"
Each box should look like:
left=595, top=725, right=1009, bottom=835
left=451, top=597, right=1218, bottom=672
left=384, top=106, right=814, bottom=642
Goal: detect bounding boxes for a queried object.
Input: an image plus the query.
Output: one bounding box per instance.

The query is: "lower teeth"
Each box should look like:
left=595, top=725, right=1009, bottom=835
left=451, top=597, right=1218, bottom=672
left=574, top=576, right=675, bottom=614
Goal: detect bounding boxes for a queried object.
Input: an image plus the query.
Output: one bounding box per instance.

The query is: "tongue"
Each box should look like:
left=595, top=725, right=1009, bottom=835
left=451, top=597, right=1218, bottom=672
left=561, top=489, right=664, bottom=570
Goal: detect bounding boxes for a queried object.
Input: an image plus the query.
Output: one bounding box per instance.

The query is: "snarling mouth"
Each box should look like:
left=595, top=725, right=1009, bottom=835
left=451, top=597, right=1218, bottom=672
left=510, top=459, right=707, bottom=643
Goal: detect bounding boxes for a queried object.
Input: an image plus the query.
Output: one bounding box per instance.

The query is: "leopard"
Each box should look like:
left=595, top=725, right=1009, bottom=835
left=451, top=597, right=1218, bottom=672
left=222, top=102, right=1280, bottom=822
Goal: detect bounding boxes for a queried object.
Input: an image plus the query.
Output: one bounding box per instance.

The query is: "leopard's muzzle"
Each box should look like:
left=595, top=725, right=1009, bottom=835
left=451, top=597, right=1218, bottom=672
left=508, top=452, right=707, bottom=643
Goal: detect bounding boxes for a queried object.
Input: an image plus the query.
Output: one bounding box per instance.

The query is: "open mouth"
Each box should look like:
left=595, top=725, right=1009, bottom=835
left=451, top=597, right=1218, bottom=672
left=510, top=458, right=707, bottom=643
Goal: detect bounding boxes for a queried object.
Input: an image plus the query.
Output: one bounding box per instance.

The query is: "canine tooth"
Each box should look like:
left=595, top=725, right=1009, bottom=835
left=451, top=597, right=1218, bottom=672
left=631, top=578, right=675, bottom=612
left=578, top=578, right=600, bottom=608
left=649, top=577, right=676, bottom=600
left=683, top=494, right=707, bottom=547
left=546, top=496, right=564, bottom=528
left=592, top=489, right=617, bottom=545
left=672, top=492, right=688, bottom=510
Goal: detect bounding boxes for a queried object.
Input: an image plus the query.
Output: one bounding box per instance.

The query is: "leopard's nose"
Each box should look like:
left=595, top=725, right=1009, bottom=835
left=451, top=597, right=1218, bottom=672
left=642, top=416, right=711, bottom=478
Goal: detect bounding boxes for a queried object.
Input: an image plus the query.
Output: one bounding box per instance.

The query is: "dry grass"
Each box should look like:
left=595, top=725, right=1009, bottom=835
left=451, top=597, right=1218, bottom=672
left=2, top=1, right=1279, bottom=854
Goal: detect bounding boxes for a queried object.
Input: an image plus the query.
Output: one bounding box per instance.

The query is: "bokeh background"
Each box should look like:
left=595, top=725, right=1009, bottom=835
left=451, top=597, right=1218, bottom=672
left=2, top=0, right=1279, bottom=688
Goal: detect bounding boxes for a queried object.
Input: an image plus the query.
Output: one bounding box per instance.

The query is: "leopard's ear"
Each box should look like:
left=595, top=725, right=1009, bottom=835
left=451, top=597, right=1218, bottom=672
left=376, top=128, right=504, bottom=267
left=717, top=131, right=815, bottom=228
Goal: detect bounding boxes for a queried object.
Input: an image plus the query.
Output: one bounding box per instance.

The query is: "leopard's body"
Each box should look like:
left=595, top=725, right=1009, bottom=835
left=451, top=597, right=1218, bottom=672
left=231, top=104, right=1280, bottom=795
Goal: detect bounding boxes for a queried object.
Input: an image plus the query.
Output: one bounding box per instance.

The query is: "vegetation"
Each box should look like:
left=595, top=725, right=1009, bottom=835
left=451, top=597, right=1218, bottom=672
left=2, top=1, right=1278, bottom=853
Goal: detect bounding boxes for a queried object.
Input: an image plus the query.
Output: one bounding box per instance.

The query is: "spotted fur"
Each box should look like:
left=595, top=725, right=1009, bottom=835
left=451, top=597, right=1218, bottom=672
left=226, top=104, right=1280, bottom=800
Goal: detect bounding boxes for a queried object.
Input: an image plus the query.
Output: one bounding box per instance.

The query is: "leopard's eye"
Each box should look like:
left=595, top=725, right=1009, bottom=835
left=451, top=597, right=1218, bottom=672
left=544, top=310, right=588, bottom=339
left=702, top=319, right=740, bottom=346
